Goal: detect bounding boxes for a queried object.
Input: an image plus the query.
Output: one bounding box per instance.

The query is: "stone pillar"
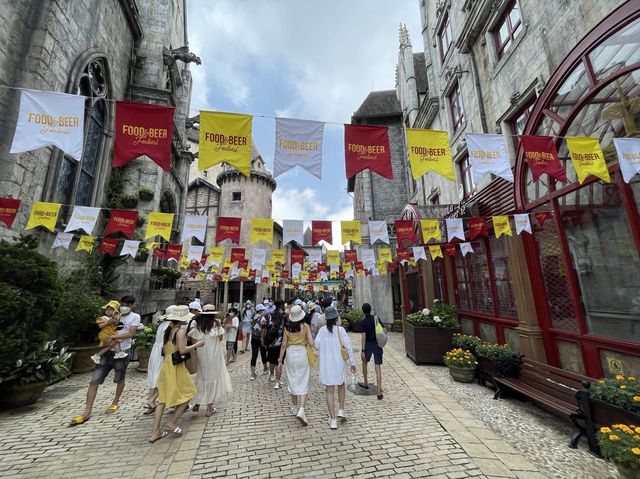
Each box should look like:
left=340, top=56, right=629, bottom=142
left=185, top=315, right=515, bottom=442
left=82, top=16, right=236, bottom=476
left=507, top=234, right=547, bottom=362
left=222, top=281, right=229, bottom=313
left=239, top=280, right=244, bottom=307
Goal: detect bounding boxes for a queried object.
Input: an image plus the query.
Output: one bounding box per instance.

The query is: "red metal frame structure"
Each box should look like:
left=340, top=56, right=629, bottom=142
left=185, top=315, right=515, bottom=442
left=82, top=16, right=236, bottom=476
left=514, top=2, right=640, bottom=377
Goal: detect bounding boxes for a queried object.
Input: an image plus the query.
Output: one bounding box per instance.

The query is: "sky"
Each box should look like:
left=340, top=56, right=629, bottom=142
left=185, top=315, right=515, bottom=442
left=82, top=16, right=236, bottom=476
left=186, top=0, right=422, bottom=230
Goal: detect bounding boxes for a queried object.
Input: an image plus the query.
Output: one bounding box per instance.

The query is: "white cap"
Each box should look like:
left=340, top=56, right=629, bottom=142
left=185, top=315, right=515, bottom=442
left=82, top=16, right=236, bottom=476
left=294, top=299, right=303, bottom=306
left=189, top=301, right=202, bottom=312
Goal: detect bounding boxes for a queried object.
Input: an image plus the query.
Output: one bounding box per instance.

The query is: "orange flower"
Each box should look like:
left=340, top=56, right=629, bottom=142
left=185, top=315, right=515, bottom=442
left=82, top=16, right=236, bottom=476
left=633, top=396, right=640, bottom=402
left=621, top=385, right=628, bottom=389
left=600, top=427, right=612, bottom=433
left=632, top=447, right=640, bottom=456
left=609, top=434, right=620, bottom=441
left=616, top=375, right=625, bottom=381
left=628, top=376, right=636, bottom=381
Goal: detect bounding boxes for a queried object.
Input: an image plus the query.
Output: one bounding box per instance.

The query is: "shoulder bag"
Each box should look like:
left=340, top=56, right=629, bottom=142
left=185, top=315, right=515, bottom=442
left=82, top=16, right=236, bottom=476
left=374, top=316, right=388, bottom=348
left=304, top=325, right=318, bottom=367
left=336, top=326, right=349, bottom=361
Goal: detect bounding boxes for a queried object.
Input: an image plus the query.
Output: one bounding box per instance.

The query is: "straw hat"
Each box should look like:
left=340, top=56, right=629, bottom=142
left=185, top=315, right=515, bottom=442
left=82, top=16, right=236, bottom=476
left=289, top=305, right=306, bottom=323
left=188, top=301, right=202, bottom=312
left=200, top=304, right=217, bottom=315
left=159, top=305, right=178, bottom=320
left=166, top=305, right=194, bottom=322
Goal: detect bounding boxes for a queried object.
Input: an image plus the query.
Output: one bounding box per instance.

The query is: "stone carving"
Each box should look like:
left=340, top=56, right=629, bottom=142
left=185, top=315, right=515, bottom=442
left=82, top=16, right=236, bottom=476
left=186, top=114, right=200, bottom=129
left=167, top=46, right=202, bottom=65
left=510, top=90, right=521, bottom=105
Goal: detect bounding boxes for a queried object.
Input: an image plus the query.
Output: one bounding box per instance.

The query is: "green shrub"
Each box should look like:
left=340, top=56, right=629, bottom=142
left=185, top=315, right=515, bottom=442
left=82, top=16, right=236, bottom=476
left=341, top=309, right=364, bottom=325
left=587, top=375, right=640, bottom=414
left=443, top=348, right=477, bottom=369
left=596, top=424, right=640, bottom=475
left=405, top=300, right=459, bottom=328
left=0, top=341, right=71, bottom=386
left=51, top=278, right=104, bottom=346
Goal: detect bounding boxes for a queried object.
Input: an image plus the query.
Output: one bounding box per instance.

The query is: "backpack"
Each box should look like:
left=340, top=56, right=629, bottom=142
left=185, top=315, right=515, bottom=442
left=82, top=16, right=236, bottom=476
left=374, top=316, right=388, bottom=348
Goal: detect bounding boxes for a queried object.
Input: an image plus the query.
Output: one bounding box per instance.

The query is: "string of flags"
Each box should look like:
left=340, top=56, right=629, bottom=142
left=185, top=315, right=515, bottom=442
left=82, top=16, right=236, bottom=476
left=6, top=88, right=640, bottom=185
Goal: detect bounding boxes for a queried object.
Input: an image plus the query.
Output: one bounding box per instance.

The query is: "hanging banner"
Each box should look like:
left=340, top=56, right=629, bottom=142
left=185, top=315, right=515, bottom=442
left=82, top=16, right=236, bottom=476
left=344, top=249, right=358, bottom=263
left=145, top=241, right=160, bottom=251
left=376, top=259, right=387, bottom=275
left=535, top=211, right=552, bottom=227
left=520, top=135, right=567, bottom=182
left=613, top=138, right=640, bottom=183
left=395, top=220, right=415, bottom=243
left=216, top=217, right=241, bottom=244
left=274, top=117, right=324, bottom=179
left=341, top=220, right=361, bottom=244
left=25, top=201, right=61, bottom=232
left=493, top=216, right=512, bottom=238
left=466, top=133, right=514, bottom=184
left=121, top=240, right=140, bottom=258
left=165, top=244, right=182, bottom=262
left=406, top=129, right=455, bottom=181
left=412, top=246, right=427, bottom=261
left=264, top=260, right=276, bottom=272
left=342, top=261, right=353, bottom=272
left=64, top=206, right=100, bottom=234
left=10, top=89, right=85, bottom=160
left=52, top=232, right=73, bottom=250
left=467, top=217, right=487, bottom=240
left=181, top=214, right=208, bottom=243
left=290, top=249, right=304, bottom=266
left=230, top=247, right=246, bottom=263
left=311, top=220, right=332, bottom=245
left=98, top=237, right=119, bottom=255
left=396, top=248, right=410, bottom=263
left=514, top=214, right=532, bottom=235
left=209, top=247, right=225, bottom=267
left=145, top=212, right=174, bottom=241
left=445, top=218, right=465, bottom=242
left=360, top=248, right=375, bottom=270
left=428, top=245, right=443, bottom=260
left=187, top=245, right=205, bottom=262
left=327, top=250, right=340, bottom=266
left=283, top=219, right=304, bottom=245
left=76, top=235, right=95, bottom=253
left=306, top=248, right=322, bottom=264
left=368, top=220, right=389, bottom=244
left=153, top=248, right=166, bottom=259
left=250, top=248, right=266, bottom=269
left=420, top=219, right=441, bottom=243
left=113, top=101, right=174, bottom=171
left=344, top=124, right=393, bottom=179
left=378, top=248, right=392, bottom=264
left=460, top=242, right=474, bottom=257
left=566, top=136, right=611, bottom=183
left=0, top=198, right=21, bottom=228
left=105, top=209, right=138, bottom=239
left=250, top=218, right=273, bottom=244
left=291, top=263, right=302, bottom=278
left=271, top=249, right=285, bottom=265
left=445, top=244, right=457, bottom=257
left=199, top=111, right=252, bottom=176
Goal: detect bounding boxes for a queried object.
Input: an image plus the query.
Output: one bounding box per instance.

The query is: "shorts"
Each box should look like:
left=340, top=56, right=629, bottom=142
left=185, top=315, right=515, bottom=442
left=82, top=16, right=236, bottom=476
left=226, top=341, right=235, bottom=354
left=267, top=346, right=281, bottom=365
left=364, top=341, right=383, bottom=365
left=90, top=351, right=130, bottom=385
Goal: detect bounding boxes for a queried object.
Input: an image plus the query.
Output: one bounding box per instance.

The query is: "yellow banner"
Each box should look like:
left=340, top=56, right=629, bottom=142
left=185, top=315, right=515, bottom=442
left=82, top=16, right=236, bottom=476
left=301, top=271, right=309, bottom=280
left=180, top=254, right=190, bottom=269
left=209, top=246, right=224, bottom=264
left=327, top=250, right=340, bottom=265
left=250, top=218, right=273, bottom=244
left=76, top=235, right=95, bottom=253
left=271, top=249, right=285, bottom=264
left=341, top=220, right=361, bottom=244
left=406, top=129, right=455, bottom=181
left=376, top=259, right=387, bottom=275
left=378, top=247, right=392, bottom=263
left=566, top=137, right=611, bottom=184
left=342, top=262, right=352, bottom=271
left=145, top=241, right=160, bottom=251
left=222, top=273, right=229, bottom=282
left=420, top=219, right=441, bottom=243
left=428, top=245, right=443, bottom=260
left=493, top=215, right=513, bottom=238
left=199, top=111, right=252, bottom=176
left=329, top=271, right=337, bottom=279
left=25, top=201, right=61, bottom=231
left=145, top=212, right=174, bottom=241
left=196, top=272, right=206, bottom=280
left=265, top=260, right=276, bottom=272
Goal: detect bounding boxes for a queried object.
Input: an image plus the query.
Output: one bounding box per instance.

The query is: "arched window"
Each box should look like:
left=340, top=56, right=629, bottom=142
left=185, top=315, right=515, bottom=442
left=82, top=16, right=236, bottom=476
left=52, top=54, right=111, bottom=206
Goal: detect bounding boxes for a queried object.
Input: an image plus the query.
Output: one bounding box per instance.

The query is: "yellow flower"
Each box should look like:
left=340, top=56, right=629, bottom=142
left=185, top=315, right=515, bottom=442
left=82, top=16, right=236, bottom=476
left=598, top=380, right=605, bottom=384
left=634, top=396, right=640, bottom=402
left=635, top=427, right=640, bottom=434
left=629, top=376, right=636, bottom=381
left=609, top=434, right=620, bottom=441
left=621, top=385, right=627, bottom=389
left=616, top=375, right=625, bottom=381
left=474, top=361, right=478, bottom=365
left=600, top=427, right=612, bottom=433
left=632, top=448, right=640, bottom=456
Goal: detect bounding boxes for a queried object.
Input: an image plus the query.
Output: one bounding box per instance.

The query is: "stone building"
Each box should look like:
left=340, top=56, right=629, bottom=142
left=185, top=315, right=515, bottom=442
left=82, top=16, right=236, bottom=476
left=0, top=0, right=200, bottom=317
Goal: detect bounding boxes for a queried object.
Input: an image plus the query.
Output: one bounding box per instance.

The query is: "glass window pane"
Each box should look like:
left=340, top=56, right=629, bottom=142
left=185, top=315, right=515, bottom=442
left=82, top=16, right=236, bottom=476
left=589, top=18, right=640, bottom=80
left=82, top=116, right=102, bottom=176
left=76, top=171, right=93, bottom=206
left=54, top=158, right=75, bottom=204
left=464, top=240, right=494, bottom=314
left=499, top=22, right=509, bottom=45
left=510, top=5, right=522, bottom=28
left=549, top=62, right=589, bottom=118
left=489, top=236, right=517, bottom=318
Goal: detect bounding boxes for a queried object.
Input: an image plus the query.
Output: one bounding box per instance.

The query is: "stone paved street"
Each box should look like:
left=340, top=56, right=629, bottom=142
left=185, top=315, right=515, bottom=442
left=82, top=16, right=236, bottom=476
left=0, top=333, right=615, bottom=479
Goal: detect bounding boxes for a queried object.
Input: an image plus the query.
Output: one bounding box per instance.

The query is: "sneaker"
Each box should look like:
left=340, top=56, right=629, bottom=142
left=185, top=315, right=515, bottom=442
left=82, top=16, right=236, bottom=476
left=296, top=407, right=308, bottom=426
left=269, top=374, right=276, bottom=382
left=262, top=369, right=270, bottom=375
left=337, top=409, right=347, bottom=422
left=91, top=354, right=101, bottom=364
left=114, top=351, right=128, bottom=359
left=274, top=382, right=281, bottom=390
left=250, top=374, right=257, bottom=381
left=328, top=418, right=338, bottom=429
left=290, top=405, right=300, bottom=416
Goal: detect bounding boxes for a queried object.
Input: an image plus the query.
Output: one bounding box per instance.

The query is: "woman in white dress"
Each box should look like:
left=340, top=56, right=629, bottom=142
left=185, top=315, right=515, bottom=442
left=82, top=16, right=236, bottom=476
left=278, top=305, right=313, bottom=426
left=144, top=305, right=175, bottom=414
left=188, top=304, right=232, bottom=416
left=314, top=305, right=357, bottom=429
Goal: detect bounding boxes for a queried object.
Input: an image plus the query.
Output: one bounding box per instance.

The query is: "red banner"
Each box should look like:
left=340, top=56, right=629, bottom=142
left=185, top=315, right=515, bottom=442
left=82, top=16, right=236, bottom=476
left=113, top=101, right=175, bottom=171
left=311, top=220, right=332, bottom=245
left=396, top=248, right=410, bottom=262
left=153, top=248, right=166, bottom=259
left=344, top=249, right=358, bottom=262
left=467, top=217, right=487, bottom=240
left=216, top=217, right=241, bottom=244
left=344, top=124, right=393, bottom=179
left=230, top=247, right=245, bottom=263
left=535, top=211, right=553, bottom=227
left=354, top=262, right=364, bottom=272
left=249, top=269, right=256, bottom=279
left=395, top=220, right=415, bottom=243
left=238, top=259, right=249, bottom=270
left=290, top=249, right=304, bottom=265
left=520, top=135, right=567, bottom=183
left=387, top=262, right=396, bottom=273
left=0, top=198, right=21, bottom=228
left=445, top=244, right=457, bottom=257
left=317, top=263, right=327, bottom=272
left=105, top=209, right=138, bottom=238
left=166, top=244, right=182, bottom=262
left=98, top=237, right=119, bottom=255
left=280, top=270, right=289, bottom=279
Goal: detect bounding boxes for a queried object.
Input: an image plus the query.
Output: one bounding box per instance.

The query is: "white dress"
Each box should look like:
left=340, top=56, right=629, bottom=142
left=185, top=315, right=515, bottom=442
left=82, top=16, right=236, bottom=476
left=284, top=326, right=310, bottom=396
left=188, top=326, right=233, bottom=404
left=148, top=321, right=171, bottom=389
left=314, top=326, right=356, bottom=386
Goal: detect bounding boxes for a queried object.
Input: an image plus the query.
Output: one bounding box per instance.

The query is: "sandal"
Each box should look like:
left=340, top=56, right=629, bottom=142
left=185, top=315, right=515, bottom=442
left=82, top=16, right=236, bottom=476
left=165, top=426, right=183, bottom=436
left=68, top=415, right=89, bottom=427
left=143, top=405, right=156, bottom=415
left=148, top=431, right=168, bottom=444
left=377, top=393, right=384, bottom=400
left=205, top=407, right=217, bottom=417
left=192, top=405, right=200, bottom=413
left=357, top=382, right=369, bottom=389
left=105, top=404, right=119, bottom=413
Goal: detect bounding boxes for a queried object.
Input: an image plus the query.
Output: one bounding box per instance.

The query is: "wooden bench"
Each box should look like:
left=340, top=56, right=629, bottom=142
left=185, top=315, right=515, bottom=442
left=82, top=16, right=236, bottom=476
left=494, top=358, right=593, bottom=448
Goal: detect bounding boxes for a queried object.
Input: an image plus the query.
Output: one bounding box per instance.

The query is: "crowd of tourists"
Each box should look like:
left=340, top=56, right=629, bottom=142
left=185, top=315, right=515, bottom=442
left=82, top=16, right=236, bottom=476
left=67, top=294, right=387, bottom=441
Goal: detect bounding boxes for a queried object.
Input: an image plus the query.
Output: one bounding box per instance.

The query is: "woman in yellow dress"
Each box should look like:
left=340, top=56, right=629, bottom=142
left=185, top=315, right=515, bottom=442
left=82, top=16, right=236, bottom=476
left=148, top=305, right=204, bottom=443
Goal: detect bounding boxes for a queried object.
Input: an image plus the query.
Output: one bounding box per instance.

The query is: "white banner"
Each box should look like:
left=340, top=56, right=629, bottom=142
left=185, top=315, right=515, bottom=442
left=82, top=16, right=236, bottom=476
left=613, top=138, right=640, bottom=183
left=291, top=263, right=302, bottom=278
left=412, top=246, right=427, bottom=261
left=121, top=240, right=140, bottom=258
left=514, top=214, right=532, bottom=235
left=187, top=244, right=205, bottom=262
left=52, top=232, right=73, bottom=249
left=64, top=206, right=100, bottom=234
left=445, top=218, right=465, bottom=242
left=460, top=242, right=474, bottom=257
left=368, top=220, right=389, bottom=244
left=274, top=118, right=324, bottom=179
left=344, top=270, right=354, bottom=280
left=466, top=133, right=514, bottom=184
left=330, top=264, right=340, bottom=273
left=320, top=271, right=328, bottom=281
left=360, top=247, right=375, bottom=270
left=283, top=219, right=304, bottom=245
left=251, top=248, right=266, bottom=269
left=182, top=214, right=208, bottom=242
left=10, top=89, right=85, bottom=160
left=205, top=274, right=214, bottom=281
left=306, top=248, right=322, bottom=264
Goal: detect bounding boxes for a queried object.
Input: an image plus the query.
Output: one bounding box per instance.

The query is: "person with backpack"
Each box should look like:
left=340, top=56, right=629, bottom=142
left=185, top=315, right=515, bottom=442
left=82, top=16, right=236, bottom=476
left=358, top=303, right=385, bottom=400
left=265, top=304, right=285, bottom=389
left=249, top=304, right=269, bottom=380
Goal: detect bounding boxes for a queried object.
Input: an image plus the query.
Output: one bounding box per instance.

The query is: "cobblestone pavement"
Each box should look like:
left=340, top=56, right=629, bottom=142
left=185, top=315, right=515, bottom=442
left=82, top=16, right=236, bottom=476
left=0, top=333, right=616, bottom=479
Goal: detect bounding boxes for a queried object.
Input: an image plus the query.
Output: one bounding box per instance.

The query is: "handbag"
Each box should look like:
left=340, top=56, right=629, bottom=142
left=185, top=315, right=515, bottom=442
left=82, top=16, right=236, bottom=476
left=337, top=326, right=349, bottom=361
left=171, top=350, right=191, bottom=365
left=374, top=316, right=388, bottom=348
left=304, top=325, right=318, bottom=367
left=185, top=349, right=198, bottom=374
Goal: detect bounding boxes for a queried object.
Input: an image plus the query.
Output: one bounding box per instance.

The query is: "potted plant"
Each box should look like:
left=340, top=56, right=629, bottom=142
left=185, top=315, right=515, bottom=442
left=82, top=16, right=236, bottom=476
left=138, top=188, right=155, bottom=202
left=341, top=318, right=350, bottom=331
left=341, top=309, right=364, bottom=333
left=121, top=193, right=139, bottom=209
left=443, top=348, right=478, bottom=383
left=134, top=324, right=157, bottom=372
left=451, top=334, right=482, bottom=355
left=404, top=300, right=460, bottom=364
left=596, top=424, right=640, bottom=479
left=393, top=319, right=403, bottom=333
left=0, top=341, right=72, bottom=408
left=135, top=244, right=150, bottom=262
left=475, top=342, right=521, bottom=387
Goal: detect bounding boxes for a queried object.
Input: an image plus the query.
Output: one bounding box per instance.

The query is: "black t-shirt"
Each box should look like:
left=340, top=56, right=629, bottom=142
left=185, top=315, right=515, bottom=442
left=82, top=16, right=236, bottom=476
left=362, top=314, right=376, bottom=342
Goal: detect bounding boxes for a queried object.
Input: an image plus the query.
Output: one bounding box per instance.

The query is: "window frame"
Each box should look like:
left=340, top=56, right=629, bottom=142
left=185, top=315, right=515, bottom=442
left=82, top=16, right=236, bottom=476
left=232, top=191, right=242, bottom=202
left=438, top=13, right=453, bottom=62
left=458, top=154, right=475, bottom=199
left=492, top=0, right=523, bottom=59
left=448, top=82, right=465, bottom=133
left=508, top=96, right=535, bottom=150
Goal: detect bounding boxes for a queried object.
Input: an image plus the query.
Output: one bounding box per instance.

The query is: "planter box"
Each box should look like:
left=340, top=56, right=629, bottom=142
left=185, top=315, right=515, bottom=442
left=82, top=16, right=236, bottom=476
left=449, top=366, right=477, bottom=383
left=350, top=321, right=364, bottom=333
left=137, top=348, right=150, bottom=372
left=477, top=355, right=520, bottom=388
left=404, top=323, right=459, bottom=364
left=0, top=381, right=48, bottom=408
left=69, top=345, right=100, bottom=374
